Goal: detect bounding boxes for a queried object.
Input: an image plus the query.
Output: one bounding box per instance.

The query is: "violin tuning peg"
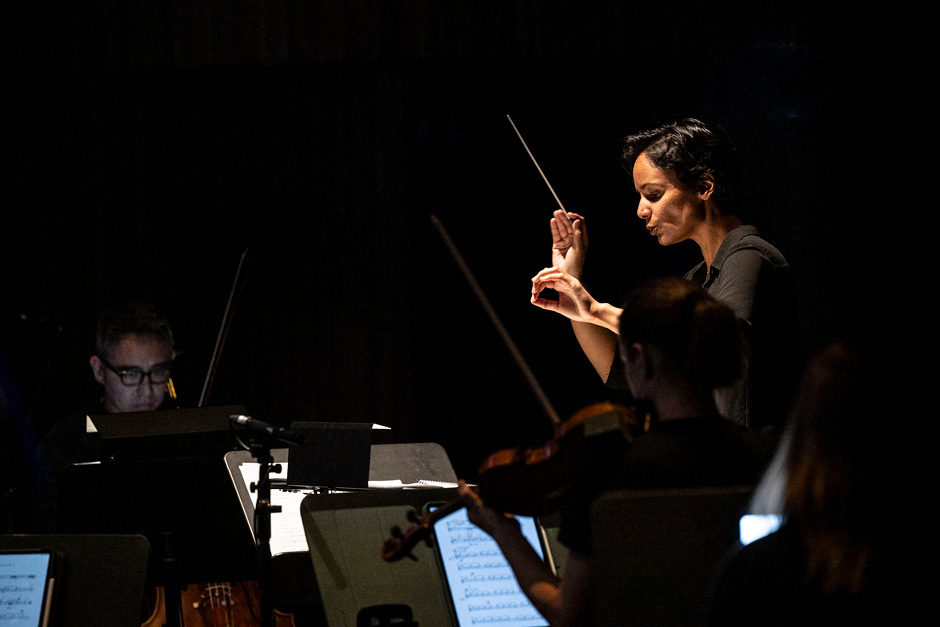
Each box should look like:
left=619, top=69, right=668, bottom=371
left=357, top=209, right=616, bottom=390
left=405, top=551, right=418, bottom=562
left=406, top=509, right=419, bottom=523
left=390, top=526, right=402, bottom=538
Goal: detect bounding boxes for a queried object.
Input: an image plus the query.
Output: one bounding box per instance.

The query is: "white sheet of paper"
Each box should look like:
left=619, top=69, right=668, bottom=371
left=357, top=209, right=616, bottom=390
left=238, top=463, right=310, bottom=555
left=236, top=462, right=454, bottom=555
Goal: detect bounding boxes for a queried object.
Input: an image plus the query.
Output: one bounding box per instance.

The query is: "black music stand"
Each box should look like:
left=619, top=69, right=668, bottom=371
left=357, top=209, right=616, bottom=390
left=224, top=442, right=460, bottom=624
left=286, top=422, right=372, bottom=489
left=299, top=488, right=461, bottom=627
left=56, top=406, right=256, bottom=627
left=89, top=404, right=245, bottom=461
left=0, top=533, right=151, bottom=627
left=235, top=423, right=299, bottom=627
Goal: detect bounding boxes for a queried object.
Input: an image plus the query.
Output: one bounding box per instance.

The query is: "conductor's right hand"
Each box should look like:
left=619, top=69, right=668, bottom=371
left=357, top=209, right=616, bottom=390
left=550, top=210, right=588, bottom=280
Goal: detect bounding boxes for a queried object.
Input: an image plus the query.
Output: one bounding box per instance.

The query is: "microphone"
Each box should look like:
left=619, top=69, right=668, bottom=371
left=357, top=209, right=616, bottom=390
left=229, top=414, right=305, bottom=446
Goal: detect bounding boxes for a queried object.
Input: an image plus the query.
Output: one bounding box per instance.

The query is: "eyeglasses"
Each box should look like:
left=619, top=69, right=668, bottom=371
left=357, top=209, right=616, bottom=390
left=98, top=356, right=173, bottom=387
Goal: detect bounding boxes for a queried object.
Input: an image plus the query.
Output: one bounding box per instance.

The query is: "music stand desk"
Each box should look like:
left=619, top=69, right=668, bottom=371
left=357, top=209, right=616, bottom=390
left=57, top=405, right=256, bottom=585
left=299, top=488, right=459, bottom=627
left=224, top=442, right=459, bottom=617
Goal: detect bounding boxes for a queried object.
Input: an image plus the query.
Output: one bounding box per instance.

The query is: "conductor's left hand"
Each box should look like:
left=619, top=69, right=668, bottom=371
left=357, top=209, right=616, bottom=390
left=530, top=266, right=599, bottom=323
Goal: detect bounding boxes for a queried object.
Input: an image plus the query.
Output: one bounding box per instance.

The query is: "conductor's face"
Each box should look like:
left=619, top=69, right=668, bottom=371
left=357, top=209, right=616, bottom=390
left=89, top=334, right=174, bottom=414
left=633, top=152, right=707, bottom=246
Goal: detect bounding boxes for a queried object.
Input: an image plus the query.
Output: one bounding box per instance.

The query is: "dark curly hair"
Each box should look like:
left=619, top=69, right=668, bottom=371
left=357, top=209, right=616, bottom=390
left=622, top=118, right=739, bottom=215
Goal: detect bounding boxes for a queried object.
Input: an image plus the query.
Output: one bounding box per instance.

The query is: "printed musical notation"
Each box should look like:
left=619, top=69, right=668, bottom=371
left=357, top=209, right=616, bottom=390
left=433, top=509, right=548, bottom=627
left=1, top=554, right=50, bottom=626
left=1, top=577, right=39, bottom=607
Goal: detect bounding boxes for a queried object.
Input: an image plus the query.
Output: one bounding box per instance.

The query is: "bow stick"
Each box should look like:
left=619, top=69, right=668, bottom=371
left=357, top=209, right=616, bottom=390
left=430, top=214, right=562, bottom=428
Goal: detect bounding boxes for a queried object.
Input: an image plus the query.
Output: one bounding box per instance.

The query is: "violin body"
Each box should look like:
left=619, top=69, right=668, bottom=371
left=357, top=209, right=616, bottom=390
left=476, top=402, right=640, bottom=516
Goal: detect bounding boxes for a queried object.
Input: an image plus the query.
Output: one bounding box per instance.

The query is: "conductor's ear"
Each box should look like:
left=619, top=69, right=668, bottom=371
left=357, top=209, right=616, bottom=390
left=698, top=174, right=715, bottom=200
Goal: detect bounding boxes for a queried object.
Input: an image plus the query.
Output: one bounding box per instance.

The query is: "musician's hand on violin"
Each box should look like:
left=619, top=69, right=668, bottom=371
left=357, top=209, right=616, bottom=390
left=457, top=480, right=519, bottom=539
left=458, top=481, right=567, bottom=625
left=550, top=210, right=588, bottom=280
left=531, top=267, right=622, bottom=333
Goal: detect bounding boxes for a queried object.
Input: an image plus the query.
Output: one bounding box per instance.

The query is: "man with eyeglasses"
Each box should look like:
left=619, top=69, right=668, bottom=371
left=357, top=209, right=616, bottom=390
left=28, top=302, right=176, bottom=530
left=88, top=302, right=176, bottom=414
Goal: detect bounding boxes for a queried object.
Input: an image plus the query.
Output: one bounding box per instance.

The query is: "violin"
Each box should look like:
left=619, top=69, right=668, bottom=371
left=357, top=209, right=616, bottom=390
left=381, top=401, right=644, bottom=562
left=475, top=401, right=642, bottom=516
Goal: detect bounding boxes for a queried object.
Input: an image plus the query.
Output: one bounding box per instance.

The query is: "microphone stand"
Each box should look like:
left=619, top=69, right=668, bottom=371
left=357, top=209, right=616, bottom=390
left=246, top=433, right=281, bottom=627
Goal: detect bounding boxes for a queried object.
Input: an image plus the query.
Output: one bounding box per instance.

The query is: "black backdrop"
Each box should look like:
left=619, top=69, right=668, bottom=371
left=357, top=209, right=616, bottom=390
left=3, top=1, right=935, bottom=479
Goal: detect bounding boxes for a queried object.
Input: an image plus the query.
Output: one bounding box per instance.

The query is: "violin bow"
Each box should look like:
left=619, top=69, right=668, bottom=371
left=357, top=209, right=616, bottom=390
left=430, top=215, right=562, bottom=428
left=507, top=115, right=570, bottom=219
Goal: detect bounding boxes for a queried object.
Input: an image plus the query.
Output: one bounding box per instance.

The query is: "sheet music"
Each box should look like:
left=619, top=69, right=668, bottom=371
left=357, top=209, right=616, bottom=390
left=433, top=507, right=548, bottom=627
left=0, top=552, right=51, bottom=627
left=236, top=462, right=453, bottom=556
left=238, top=463, right=310, bottom=556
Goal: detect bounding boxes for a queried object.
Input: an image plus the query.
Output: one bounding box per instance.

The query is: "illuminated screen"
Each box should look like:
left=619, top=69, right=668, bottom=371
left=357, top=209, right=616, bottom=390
left=432, top=506, right=548, bottom=627
left=0, top=551, right=53, bottom=627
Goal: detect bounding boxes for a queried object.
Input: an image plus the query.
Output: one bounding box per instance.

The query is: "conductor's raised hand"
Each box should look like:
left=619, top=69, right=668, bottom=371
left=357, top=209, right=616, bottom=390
left=550, top=210, right=588, bottom=279
left=530, top=266, right=598, bottom=323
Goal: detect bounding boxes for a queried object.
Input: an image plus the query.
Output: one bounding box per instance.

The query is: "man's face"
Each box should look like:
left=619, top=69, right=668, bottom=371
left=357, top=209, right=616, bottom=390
left=90, top=334, right=174, bottom=413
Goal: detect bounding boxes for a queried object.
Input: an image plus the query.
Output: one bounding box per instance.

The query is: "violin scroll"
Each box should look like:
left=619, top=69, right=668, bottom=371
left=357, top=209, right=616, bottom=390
left=381, top=509, right=429, bottom=562
left=381, top=499, right=465, bottom=562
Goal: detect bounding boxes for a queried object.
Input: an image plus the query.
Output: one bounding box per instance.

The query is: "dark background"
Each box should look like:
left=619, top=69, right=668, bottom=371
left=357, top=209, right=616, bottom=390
left=2, top=1, right=935, bottom=481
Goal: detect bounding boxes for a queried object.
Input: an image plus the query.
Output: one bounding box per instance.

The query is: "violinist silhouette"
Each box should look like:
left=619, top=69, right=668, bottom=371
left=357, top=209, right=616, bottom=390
left=458, top=277, right=767, bottom=626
